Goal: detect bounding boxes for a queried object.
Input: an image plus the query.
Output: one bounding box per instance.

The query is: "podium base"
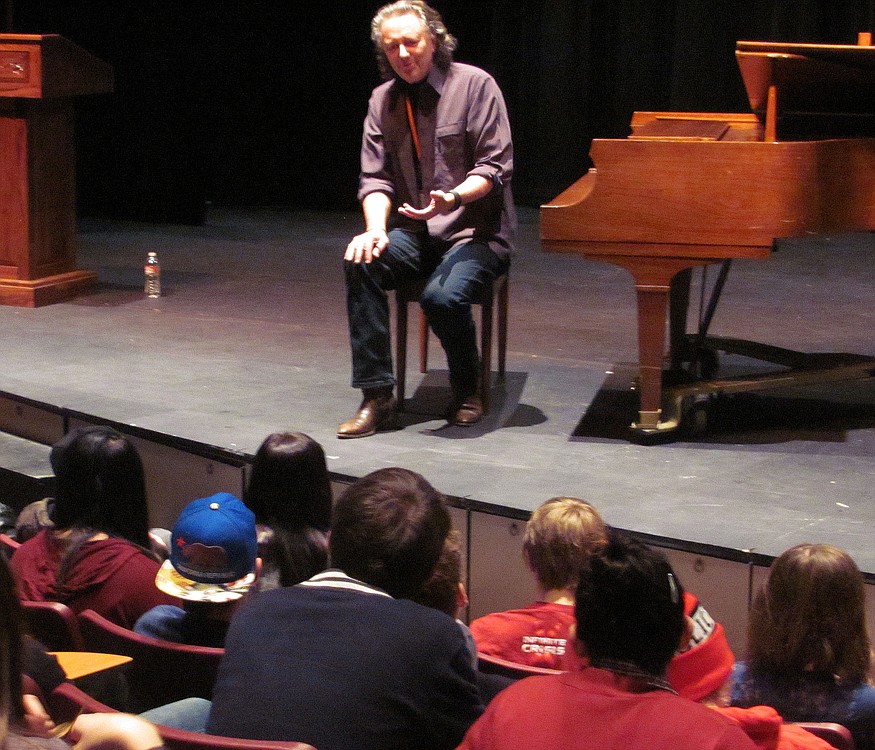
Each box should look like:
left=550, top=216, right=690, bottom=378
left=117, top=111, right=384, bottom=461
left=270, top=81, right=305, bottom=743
left=0, top=270, right=98, bottom=307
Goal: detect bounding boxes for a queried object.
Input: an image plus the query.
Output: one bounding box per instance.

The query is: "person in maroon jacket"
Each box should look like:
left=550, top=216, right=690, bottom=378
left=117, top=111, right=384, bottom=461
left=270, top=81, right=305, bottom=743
left=10, top=426, right=176, bottom=629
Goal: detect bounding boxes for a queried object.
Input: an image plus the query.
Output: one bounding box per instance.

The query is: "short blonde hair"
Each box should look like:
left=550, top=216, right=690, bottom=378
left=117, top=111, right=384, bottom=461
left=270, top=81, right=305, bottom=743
left=523, top=497, right=608, bottom=591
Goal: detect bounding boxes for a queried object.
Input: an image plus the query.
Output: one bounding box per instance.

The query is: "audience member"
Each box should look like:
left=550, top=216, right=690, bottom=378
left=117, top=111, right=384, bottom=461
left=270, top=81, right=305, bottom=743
left=469, top=496, right=735, bottom=696
left=16, top=498, right=172, bottom=561
left=243, top=432, right=331, bottom=589
left=457, top=529, right=756, bottom=749
left=207, top=467, right=483, bottom=750
left=411, top=529, right=514, bottom=703
left=730, top=543, right=875, bottom=750
left=10, top=426, right=176, bottom=629
left=470, top=497, right=607, bottom=669
left=134, top=493, right=259, bottom=647
left=13, top=498, right=53, bottom=543
left=668, top=628, right=832, bottom=750
left=0, top=551, right=164, bottom=750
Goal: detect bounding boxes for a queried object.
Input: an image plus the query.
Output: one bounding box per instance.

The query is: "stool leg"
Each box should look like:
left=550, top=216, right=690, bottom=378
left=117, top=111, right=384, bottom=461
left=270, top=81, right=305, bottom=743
left=497, top=275, right=508, bottom=381
left=395, top=293, right=408, bottom=411
left=418, top=309, right=429, bottom=373
left=480, top=285, right=494, bottom=414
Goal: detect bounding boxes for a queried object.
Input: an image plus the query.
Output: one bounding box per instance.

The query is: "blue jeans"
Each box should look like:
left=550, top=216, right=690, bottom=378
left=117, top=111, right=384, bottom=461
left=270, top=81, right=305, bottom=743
left=140, top=697, right=212, bottom=732
left=345, top=229, right=507, bottom=397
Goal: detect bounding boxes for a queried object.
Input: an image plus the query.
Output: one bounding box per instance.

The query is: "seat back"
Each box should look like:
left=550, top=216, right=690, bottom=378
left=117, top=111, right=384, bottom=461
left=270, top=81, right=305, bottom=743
left=77, top=609, right=224, bottom=712
left=477, top=652, right=563, bottom=680
left=0, top=533, right=21, bottom=558
left=21, top=600, right=85, bottom=651
left=46, top=680, right=118, bottom=723
left=49, top=682, right=317, bottom=750
left=788, top=722, right=855, bottom=750
left=158, top=727, right=318, bottom=750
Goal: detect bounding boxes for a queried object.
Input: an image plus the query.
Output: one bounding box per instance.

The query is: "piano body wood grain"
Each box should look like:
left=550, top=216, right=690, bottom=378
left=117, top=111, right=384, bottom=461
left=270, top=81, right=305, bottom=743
left=541, top=42, right=875, bottom=437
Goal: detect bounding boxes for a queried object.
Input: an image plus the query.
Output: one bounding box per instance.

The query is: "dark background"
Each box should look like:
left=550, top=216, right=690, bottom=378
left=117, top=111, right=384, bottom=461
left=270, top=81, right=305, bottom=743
left=9, top=0, right=875, bottom=223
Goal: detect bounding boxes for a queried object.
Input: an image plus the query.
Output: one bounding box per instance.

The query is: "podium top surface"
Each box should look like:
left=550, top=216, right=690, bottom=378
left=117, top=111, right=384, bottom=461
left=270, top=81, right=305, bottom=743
left=0, top=34, right=113, bottom=99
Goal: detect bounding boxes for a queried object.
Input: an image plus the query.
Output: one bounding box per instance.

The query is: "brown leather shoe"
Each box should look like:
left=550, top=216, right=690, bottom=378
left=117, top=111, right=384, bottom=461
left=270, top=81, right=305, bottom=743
left=448, top=393, right=483, bottom=426
left=337, top=391, right=398, bottom=439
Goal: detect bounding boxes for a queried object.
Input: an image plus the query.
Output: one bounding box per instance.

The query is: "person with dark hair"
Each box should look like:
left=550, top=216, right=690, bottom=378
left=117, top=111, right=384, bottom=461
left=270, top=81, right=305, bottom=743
left=457, top=530, right=755, bottom=750
left=10, top=426, right=176, bottom=629
left=338, top=0, right=516, bottom=437
left=0, top=553, right=165, bottom=750
left=412, top=529, right=514, bottom=704
left=242, top=432, right=331, bottom=589
left=730, top=543, right=875, bottom=750
left=207, top=467, right=482, bottom=750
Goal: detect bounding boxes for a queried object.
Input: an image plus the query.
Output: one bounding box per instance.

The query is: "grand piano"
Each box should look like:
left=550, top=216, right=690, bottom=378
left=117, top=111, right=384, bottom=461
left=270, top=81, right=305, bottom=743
left=541, top=37, right=875, bottom=438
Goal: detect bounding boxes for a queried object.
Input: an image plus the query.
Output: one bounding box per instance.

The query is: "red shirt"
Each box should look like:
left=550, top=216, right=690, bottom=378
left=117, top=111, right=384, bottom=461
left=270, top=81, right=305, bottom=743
left=470, top=592, right=736, bottom=699
left=456, top=668, right=756, bottom=750
left=470, top=601, right=575, bottom=669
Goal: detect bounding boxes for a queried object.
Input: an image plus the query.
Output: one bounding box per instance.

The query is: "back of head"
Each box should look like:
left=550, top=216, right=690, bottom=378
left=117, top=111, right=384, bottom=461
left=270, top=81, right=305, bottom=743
left=748, top=543, right=870, bottom=683
left=412, top=528, right=463, bottom=617
left=329, top=467, right=450, bottom=599
left=244, top=432, right=332, bottom=531
left=575, top=530, right=685, bottom=677
left=49, top=426, right=150, bottom=548
left=524, top=497, right=607, bottom=592
left=156, top=493, right=259, bottom=604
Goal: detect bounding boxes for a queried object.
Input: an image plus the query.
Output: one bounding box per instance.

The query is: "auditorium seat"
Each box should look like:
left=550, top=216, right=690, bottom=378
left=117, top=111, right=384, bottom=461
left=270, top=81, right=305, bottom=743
left=77, top=609, right=223, bottom=712
left=477, top=652, right=562, bottom=679
left=21, top=600, right=85, bottom=651
left=47, top=682, right=318, bottom=750
left=788, top=722, right=855, bottom=750
left=0, top=533, right=20, bottom=558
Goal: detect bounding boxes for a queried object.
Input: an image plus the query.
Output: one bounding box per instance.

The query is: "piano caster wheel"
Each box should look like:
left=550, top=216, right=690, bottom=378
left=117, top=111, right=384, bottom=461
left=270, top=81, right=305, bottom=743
left=681, top=397, right=711, bottom=437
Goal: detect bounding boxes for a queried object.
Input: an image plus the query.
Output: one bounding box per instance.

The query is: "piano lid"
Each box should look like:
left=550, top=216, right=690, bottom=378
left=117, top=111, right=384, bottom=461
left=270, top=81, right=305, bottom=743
left=735, top=40, right=875, bottom=138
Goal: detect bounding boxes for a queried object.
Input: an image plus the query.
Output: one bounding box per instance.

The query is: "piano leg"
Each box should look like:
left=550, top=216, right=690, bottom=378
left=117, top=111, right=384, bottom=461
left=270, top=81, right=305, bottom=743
left=617, top=256, right=727, bottom=435
left=634, top=281, right=672, bottom=432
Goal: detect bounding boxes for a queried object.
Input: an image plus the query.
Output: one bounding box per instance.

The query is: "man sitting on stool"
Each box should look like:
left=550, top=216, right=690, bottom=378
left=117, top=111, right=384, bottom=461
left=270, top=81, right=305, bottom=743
left=338, top=0, right=515, bottom=437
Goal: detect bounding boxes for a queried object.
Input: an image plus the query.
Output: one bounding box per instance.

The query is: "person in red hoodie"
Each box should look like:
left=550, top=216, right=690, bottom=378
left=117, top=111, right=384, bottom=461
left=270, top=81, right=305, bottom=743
left=10, top=426, right=176, bottom=629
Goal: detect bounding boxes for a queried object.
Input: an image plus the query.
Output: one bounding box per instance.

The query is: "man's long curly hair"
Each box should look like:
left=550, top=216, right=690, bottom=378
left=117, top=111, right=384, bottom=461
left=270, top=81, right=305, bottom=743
left=370, top=1, right=458, bottom=80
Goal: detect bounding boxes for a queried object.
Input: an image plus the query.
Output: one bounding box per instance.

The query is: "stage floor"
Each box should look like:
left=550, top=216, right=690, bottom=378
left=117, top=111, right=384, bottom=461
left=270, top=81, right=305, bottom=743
left=1, top=207, right=873, bottom=570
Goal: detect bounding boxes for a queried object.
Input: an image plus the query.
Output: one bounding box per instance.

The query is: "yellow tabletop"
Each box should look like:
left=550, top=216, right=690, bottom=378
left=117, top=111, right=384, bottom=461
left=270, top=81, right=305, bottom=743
left=49, top=652, right=132, bottom=681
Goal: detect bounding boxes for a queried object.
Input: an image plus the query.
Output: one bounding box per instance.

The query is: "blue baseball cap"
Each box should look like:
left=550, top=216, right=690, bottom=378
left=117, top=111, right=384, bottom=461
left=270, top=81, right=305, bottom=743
left=156, top=492, right=258, bottom=603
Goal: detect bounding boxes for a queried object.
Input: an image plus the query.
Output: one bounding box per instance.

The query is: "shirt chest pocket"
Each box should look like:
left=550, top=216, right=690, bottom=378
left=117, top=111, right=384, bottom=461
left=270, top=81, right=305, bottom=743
left=435, top=121, right=468, bottom=186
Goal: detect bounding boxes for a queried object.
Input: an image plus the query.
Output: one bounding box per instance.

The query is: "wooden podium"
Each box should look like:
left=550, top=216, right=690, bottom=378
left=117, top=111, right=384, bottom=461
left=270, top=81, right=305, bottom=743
left=0, top=34, right=112, bottom=306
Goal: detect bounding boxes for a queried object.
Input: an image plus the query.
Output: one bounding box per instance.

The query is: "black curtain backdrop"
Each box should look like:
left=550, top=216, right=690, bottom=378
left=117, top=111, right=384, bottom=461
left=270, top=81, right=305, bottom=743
left=11, top=0, right=875, bottom=222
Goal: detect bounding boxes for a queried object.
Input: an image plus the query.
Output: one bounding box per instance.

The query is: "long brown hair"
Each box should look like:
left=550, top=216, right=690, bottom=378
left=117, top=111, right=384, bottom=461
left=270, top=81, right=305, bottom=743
left=747, top=543, right=871, bottom=684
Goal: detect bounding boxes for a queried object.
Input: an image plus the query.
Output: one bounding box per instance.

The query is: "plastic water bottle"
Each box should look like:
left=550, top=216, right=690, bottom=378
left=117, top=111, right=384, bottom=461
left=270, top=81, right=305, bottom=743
left=144, top=252, right=161, bottom=298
